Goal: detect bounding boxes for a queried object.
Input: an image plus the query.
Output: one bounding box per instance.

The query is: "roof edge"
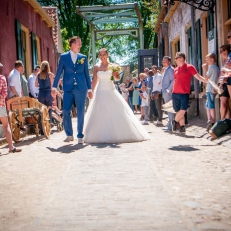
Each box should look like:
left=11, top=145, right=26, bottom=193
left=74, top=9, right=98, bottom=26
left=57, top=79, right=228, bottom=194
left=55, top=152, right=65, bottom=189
left=154, top=6, right=166, bottom=33
left=23, top=0, right=54, bottom=27
left=164, top=2, right=180, bottom=23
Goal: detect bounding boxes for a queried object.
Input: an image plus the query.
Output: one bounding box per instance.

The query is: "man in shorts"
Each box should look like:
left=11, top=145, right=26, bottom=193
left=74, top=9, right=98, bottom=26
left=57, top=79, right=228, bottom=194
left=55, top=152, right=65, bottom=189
left=0, top=63, right=21, bottom=153
left=172, top=52, right=207, bottom=133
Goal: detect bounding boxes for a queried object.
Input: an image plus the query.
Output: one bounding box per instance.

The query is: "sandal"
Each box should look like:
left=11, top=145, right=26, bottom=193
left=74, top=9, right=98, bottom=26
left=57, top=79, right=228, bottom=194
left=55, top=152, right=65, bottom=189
left=9, top=147, right=22, bottom=153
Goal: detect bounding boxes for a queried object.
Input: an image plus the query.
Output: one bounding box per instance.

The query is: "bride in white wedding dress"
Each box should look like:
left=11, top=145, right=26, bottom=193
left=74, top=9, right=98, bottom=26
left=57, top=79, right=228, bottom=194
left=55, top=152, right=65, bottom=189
left=83, top=48, right=150, bottom=143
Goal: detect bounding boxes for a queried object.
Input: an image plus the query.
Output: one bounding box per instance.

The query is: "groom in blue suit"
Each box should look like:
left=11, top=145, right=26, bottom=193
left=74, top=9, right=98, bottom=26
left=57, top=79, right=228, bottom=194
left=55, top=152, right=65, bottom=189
left=52, top=36, right=93, bottom=143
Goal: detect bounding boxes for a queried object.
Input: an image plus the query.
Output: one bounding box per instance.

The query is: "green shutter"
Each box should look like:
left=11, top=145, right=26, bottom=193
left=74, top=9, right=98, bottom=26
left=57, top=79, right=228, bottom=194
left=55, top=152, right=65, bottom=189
left=31, top=32, right=38, bottom=68
left=187, top=27, right=192, bottom=64
left=207, top=11, right=214, bottom=31
left=15, top=20, right=23, bottom=62
left=195, top=19, right=202, bottom=75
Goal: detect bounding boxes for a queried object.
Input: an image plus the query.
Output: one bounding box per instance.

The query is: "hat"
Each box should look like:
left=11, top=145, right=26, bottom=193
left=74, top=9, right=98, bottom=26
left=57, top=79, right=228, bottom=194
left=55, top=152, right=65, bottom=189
left=175, top=52, right=186, bottom=60
left=125, top=77, right=130, bottom=81
left=0, top=63, right=3, bottom=67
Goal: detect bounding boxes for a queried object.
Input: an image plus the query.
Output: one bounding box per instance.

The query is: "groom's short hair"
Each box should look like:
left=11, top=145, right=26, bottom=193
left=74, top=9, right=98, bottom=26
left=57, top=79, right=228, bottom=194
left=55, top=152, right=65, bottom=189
left=69, top=36, right=81, bottom=46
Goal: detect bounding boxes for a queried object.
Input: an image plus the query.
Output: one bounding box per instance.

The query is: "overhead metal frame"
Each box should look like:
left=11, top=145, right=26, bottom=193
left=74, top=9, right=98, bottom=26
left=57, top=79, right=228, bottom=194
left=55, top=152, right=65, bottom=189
left=164, top=0, right=216, bottom=13
left=95, top=29, right=139, bottom=40
left=76, top=3, right=143, bottom=65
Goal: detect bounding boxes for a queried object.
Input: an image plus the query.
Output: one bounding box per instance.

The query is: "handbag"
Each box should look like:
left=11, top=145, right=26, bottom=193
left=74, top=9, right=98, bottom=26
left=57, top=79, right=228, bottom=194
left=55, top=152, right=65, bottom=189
left=209, top=119, right=231, bottom=139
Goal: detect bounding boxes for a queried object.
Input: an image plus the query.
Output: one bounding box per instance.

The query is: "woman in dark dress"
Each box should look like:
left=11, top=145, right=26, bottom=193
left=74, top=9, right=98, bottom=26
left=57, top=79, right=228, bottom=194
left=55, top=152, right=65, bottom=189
left=35, top=61, right=54, bottom=123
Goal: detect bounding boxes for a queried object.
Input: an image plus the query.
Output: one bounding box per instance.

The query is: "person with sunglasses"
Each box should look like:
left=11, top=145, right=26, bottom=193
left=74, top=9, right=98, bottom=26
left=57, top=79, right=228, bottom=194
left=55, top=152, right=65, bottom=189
left=171, top=52, right=207, bottom=134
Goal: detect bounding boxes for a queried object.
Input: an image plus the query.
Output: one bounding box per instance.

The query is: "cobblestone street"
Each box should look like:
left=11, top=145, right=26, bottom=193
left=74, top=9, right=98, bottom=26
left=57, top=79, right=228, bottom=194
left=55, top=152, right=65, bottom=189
left=0, top=117, right=231, bottom=231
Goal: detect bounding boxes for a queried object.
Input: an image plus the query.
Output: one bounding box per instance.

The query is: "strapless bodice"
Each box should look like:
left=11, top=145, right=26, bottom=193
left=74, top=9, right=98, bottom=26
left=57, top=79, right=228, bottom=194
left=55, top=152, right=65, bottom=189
left=97, top=70, right=113, bottom=83
left=97, top=70, right=115, bottom=90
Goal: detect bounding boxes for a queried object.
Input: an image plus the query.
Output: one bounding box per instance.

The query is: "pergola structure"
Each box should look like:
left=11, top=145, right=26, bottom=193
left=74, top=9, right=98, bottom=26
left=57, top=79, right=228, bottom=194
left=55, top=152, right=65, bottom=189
left=76, top=3, right=143, bottom=65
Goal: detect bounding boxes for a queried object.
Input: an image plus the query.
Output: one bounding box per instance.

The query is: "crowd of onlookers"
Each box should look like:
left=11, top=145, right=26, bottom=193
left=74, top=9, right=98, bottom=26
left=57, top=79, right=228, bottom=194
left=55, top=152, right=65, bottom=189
left=0, top=59, right=62, bottom=152
left=120, top=30, right=231, bottom=134
left=119, top=56, right=178, bottom=130
left=0, top=30, right=231, bottom=152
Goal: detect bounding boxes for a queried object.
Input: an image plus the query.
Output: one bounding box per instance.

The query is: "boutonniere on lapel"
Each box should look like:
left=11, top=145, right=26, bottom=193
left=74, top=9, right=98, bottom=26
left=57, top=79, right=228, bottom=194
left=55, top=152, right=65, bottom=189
left=77, top=58, right=85, bottom=64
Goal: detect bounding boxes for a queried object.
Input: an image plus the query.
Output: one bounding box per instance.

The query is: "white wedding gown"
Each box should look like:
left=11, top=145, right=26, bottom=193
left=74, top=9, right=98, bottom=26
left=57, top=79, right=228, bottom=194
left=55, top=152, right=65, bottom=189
left=83, top=70, right=150, bottom=143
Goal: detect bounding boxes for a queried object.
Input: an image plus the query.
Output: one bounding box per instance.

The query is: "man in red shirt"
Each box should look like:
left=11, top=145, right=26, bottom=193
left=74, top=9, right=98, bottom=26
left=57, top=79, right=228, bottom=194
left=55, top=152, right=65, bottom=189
left=172, top=52, right=207, bottom=133
left=0, top=63, right=21, bottom=153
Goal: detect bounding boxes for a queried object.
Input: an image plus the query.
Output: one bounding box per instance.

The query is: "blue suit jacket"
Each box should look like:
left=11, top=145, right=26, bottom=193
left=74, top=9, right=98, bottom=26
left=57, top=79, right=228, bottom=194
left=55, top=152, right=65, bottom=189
left=147, top=76, right=153, bottom=95
left=161, top=66, right=174, bottom=94
left=53, top=52, right=91, bottom=92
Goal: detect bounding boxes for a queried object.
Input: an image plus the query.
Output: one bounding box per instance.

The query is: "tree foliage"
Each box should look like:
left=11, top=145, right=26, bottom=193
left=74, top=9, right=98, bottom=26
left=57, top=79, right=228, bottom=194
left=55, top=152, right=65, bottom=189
left=38, top=0, right=160, bottom=65
left=141, top=0, right=160, bottom=48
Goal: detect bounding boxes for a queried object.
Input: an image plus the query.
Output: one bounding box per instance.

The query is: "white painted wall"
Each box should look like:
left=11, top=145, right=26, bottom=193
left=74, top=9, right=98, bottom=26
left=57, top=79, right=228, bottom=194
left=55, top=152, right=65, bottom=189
left=167, top=3, right=203, bottom=59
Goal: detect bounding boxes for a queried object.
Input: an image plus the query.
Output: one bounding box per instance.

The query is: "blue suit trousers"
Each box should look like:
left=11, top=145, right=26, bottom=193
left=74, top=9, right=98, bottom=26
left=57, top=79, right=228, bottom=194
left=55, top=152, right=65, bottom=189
left=62, top=85, right=87, bottom=138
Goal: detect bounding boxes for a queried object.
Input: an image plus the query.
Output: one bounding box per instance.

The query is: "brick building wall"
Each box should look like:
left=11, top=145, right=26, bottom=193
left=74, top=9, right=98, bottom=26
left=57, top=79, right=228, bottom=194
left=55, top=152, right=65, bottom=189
left=0, top=0, right=57, bottom=78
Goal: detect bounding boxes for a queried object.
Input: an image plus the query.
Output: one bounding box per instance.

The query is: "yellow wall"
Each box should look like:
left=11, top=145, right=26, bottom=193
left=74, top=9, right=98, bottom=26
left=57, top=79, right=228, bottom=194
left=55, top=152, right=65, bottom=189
left=21, top=24, right=31, bottom=78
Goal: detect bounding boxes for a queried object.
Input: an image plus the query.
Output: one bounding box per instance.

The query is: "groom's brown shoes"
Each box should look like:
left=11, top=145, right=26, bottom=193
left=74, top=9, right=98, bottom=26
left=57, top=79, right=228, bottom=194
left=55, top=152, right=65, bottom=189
left=64, top=136, right=74, bottom=142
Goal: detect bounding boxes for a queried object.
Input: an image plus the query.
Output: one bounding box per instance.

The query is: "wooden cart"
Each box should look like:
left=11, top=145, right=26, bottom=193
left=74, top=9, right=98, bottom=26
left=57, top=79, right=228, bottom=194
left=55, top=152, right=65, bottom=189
left=6, top=96, right=50, bottom=142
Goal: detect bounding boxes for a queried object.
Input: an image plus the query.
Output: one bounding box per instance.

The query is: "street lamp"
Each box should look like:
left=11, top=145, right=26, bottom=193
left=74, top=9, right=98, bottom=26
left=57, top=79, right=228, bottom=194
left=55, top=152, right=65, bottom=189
left=163, top=0, right=216, bottom=13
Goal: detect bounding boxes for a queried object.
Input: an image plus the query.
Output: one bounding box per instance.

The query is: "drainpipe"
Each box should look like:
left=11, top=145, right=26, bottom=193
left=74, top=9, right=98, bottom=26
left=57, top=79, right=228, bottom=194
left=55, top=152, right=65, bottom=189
left=191, top=4, right=199, bottom=116
left=161, top=22, right=169, bottom=59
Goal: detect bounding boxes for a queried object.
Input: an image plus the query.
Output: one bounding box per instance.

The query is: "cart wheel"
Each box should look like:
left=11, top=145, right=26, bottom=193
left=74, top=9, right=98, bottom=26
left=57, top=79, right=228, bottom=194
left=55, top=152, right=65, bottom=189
left=41, top=106, right=50, bottom=139
left=8, top=111, right=21, bottom=142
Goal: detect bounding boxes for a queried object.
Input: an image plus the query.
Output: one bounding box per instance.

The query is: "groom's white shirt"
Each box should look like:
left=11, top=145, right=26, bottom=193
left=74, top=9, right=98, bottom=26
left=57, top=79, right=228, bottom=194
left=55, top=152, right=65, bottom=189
left=52, top=50, right=92, bottom=92
left=70, top=50, right=78, bottom=64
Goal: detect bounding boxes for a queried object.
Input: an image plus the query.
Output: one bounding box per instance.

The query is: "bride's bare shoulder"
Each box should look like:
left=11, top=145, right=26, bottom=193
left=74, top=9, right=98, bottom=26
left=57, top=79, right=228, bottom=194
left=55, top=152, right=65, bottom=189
left=94, top=64, right=100, bottom=71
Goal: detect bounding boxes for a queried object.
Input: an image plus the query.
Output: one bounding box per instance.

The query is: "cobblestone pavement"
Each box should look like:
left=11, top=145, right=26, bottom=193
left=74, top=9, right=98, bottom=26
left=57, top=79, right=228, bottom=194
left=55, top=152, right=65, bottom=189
left=0, top=117, right=231, bottom=231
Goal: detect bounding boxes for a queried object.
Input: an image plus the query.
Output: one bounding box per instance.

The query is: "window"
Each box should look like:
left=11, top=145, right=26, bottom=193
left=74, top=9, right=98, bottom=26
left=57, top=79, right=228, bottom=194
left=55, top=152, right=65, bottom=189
left=31, top=32, right=38, bottom=68
left=31, top=33, right=41, bottom=67
left=201, top=13, right=208, bottom=67
left=143, top=57, right=153, bottom=69
left=171, top=37, right=180, bottom=65
left=175, top=40, right=180, bottom=53
left=187, top=27, right=192, bottom=64
left=15, top=20, right=31, bottom=78
left=36, top=36, right=41, bottom=65
left=22, top=30, right=27, bottom=75
left=207, top=11, right=214, bottom=32
left=228, top=0, right=231, bottom=20
left=195, top=19, right=202, bottom=75
left=186, top=27, right=194, bottom=91
left=15, top=20, right=23, bottom=62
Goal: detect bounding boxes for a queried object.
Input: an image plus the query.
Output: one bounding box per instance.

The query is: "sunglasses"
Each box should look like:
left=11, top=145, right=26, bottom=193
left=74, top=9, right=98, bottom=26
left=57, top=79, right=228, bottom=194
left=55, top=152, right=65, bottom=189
left=228, top=35, right=231, bottom=39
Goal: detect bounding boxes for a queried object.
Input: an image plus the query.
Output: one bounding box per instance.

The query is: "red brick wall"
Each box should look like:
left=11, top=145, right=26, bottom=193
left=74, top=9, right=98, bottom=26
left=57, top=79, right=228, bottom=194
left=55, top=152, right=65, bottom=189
left=0, top=0, right=57, bottom=77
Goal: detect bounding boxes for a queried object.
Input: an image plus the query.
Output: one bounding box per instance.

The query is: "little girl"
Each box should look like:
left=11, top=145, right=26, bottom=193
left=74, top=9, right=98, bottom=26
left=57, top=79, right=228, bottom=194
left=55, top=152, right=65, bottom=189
left=119, top=83, right=129, bottom=102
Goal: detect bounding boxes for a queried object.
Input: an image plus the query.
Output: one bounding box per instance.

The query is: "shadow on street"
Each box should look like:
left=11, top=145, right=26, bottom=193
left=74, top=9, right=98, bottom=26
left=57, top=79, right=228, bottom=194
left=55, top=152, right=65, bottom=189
left=47, top=144, right=89, bottom=154
left=169, top=145, right=200, bottom=152
left=90, top=143, right=121, bottom=149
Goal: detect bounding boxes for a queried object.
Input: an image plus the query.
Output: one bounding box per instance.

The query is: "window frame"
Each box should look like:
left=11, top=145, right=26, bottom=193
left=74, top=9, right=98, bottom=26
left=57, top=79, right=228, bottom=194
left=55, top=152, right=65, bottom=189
left=21, top=24, right=31, bottom=78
